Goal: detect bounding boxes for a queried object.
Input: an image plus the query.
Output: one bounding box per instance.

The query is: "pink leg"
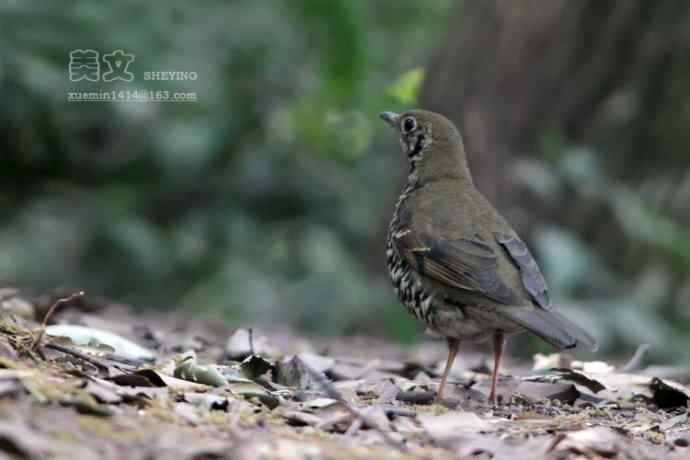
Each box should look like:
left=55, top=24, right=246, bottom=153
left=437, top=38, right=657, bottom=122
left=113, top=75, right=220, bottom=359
left=488, top=331, right=505, bottom=404
left=437, top=337, right=460, bottom=401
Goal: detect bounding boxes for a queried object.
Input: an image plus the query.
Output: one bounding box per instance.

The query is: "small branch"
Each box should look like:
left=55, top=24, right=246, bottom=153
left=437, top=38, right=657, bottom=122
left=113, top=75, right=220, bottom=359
left=383, top=407, right=418, bottom=418
left=344, top=418, right=363, bottom=436
left=31, top=290, right=85, bottom=350
left=44, top=343, right=110, bottom=372
left=248, top=328, right=255, bottom=355
left=621, top=344, right=651, bottom=373
left=301, top=360, right=408, bottom=452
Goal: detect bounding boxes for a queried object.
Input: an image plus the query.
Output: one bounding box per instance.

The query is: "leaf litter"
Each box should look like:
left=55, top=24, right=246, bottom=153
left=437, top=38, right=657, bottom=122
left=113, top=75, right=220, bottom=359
left=0, top=288, right=688, bottom=459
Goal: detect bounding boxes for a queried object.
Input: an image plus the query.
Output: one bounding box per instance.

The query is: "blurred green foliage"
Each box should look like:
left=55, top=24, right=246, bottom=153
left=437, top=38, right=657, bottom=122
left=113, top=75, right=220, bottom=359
left=0, top=0, right=450, bottom=340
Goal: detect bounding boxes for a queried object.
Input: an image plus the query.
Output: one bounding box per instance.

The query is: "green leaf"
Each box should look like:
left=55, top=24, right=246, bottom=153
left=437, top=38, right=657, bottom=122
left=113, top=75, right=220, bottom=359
left=386, top=67, right=425, bottom=106
left=174, top=358, right=227, bottom=388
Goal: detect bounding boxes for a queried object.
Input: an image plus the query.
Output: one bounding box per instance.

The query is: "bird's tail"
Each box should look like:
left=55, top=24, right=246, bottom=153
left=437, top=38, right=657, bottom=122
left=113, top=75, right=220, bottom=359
left=498, top=307, right=598, bottom=351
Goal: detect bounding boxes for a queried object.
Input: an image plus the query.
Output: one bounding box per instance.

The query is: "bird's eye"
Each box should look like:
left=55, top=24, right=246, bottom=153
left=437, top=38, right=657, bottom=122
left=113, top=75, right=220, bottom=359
left=402, top=117, right=416, bottom=133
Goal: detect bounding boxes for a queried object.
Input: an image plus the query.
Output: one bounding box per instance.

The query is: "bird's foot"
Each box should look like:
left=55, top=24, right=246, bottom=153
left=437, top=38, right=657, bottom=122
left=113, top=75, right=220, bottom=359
left=487, top=392, right=503, bottom=407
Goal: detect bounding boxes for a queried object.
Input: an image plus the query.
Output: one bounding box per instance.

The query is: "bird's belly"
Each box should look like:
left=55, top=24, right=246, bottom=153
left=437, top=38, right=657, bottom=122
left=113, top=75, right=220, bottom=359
left=431, top=304, right=524, bottom=341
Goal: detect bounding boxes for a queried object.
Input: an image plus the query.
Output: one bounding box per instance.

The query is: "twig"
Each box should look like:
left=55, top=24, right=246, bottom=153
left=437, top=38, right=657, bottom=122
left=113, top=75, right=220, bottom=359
left=383, top=407, right=418, bottom=418
left=44, top=343, right=110, bottom=372
left=621, top=344, right=651, bottom=373
left=396, top=390, right=435, bottom=405
left=31, top=290, right=85, bottom=350
left=344, top=418, right=363, bottom=436
left=248, top=328, right=254, bottom=355
left=300, top=360, right=408, bottom=452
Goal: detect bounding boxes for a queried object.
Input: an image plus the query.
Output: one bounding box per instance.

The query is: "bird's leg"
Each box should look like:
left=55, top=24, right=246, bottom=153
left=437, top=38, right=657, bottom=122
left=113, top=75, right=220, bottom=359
left=437, top=337, right=460, bottom=401
left=488, top=331, right=505, bottom=404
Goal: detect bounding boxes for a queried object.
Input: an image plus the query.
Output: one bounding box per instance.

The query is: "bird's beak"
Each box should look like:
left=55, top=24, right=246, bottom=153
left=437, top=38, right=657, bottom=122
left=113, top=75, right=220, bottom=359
left=379, top=111, right=400, bottom=127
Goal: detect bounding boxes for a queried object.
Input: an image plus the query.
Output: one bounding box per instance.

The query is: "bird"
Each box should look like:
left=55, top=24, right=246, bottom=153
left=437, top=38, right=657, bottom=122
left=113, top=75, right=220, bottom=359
left=380, top=109, right=597, bottom=403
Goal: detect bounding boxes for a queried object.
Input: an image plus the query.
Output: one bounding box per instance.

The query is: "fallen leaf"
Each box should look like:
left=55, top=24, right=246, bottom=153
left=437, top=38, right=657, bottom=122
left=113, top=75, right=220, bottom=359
left=419, top=412, right=491, bottom=441
left=395, top=390, right=435, bottom=405
left=61, top=392, right=113, bottom=416
left=45, top=325, right=154, bottom=362
left=0, top=380, right=21, bottom=398
left=174, top=357, right=227, bottom=387
left=47, top=335, right=116, bottom=356
left=515, top=381, right=580, bottom=404
left=359, top=405, right=390, bottom=431
left=82, top=379, right=122, bottom=404
left=553, top=368, right=606, bottom=393
left=275, top=355, right=322, bottom=390
left=472, top=376, right=522, bottom=402
left=228, top=381, right=280, bottom=409
left=157, top=374, right=214, bottom=391
left=240, top=354, right=274, bottom=381
left=0, top=340, right=18, bottom=360
left=659, top=413, right=688, bottom=431
left=650, top=377, right=689, bottom=409
left=109, top=368, right=212, bottom=392
left=280, top=409, right=324, bottom=427
left=356, top=379, right=400, bottom=403
left=108, top=369, right=166, bottom=387
left=302, top=398, right=340, bottom=409
left=548, top=427, right=621, bottom=457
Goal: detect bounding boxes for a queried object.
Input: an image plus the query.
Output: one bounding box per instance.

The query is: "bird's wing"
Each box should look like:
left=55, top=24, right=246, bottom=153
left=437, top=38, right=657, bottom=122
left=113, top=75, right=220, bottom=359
left=392, top=228, right=524, bottom=306
left=392, top=223, right=597, bottom=350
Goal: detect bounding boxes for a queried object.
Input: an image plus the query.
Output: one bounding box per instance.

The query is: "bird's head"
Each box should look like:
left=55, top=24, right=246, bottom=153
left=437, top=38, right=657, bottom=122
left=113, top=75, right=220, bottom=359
left=379, top=109, right=472, bottom=184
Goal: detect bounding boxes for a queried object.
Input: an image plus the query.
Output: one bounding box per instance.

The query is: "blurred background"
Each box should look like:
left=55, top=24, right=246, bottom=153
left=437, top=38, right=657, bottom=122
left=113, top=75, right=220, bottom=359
left=1, top=1, right=689, bottom=362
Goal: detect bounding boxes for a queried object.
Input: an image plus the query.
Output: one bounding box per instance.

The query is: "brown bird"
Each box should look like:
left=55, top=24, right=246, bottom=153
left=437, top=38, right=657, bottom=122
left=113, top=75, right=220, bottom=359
left=380, top=109, right=597, bottom=403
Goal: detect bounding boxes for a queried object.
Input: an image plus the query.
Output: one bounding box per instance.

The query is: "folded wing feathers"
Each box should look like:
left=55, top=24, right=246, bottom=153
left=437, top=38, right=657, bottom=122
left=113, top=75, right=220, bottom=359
left=495, top=232, right=549, bottom=308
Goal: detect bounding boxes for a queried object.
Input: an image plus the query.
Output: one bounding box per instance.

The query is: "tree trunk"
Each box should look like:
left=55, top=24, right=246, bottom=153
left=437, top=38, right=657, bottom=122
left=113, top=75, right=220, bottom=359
left=420, top=0, right=690, bottom=224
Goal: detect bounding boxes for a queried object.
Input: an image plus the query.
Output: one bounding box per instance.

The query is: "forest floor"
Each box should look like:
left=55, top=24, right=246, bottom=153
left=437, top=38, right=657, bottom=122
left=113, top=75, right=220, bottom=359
left=0, top=288, right=689, bottom=460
